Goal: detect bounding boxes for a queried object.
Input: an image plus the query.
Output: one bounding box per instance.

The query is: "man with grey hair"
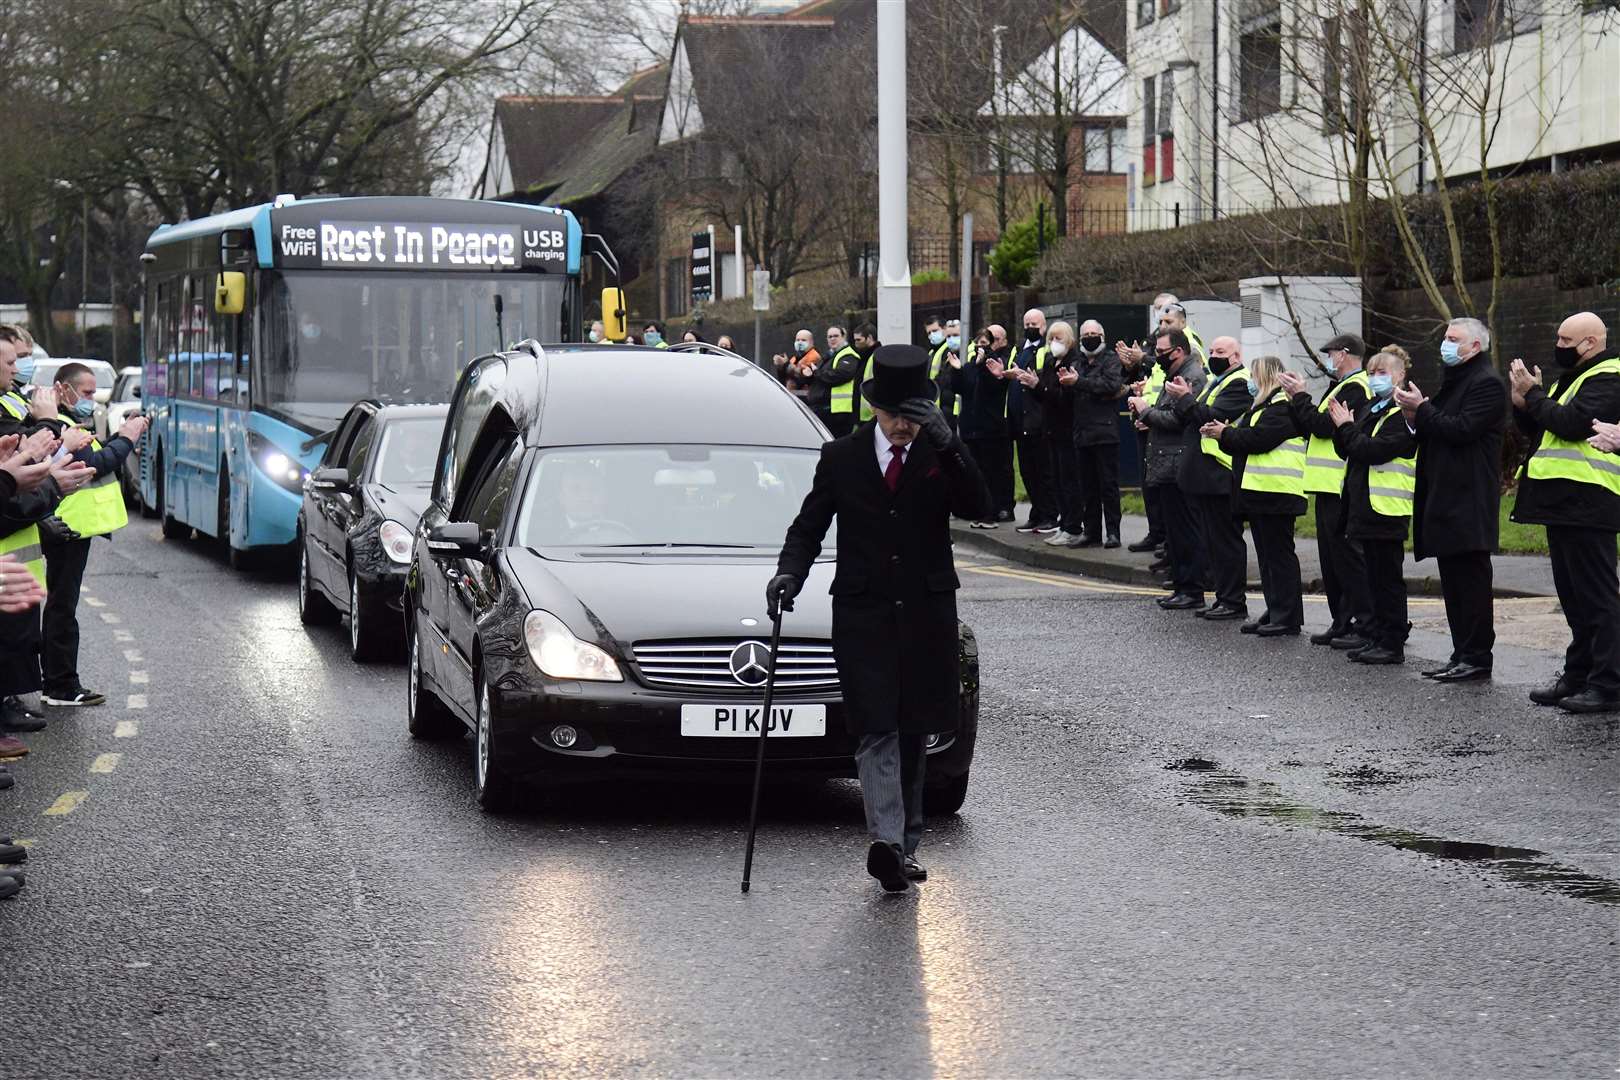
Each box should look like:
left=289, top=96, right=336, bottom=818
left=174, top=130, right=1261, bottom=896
left=1394, top=316, right=1506, bottom=682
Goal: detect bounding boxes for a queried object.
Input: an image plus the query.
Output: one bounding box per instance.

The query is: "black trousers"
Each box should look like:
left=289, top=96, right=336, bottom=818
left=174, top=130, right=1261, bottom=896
left=1362, top=538, right=1409, bottom=651
left=1075, top=442, right=1122, bottom=539
left=1248, top=514, right=1304, bottom=628
left=1193, top=491, right=1247, bottom=610
left=43, top=536, right=92, bottom=696
left=1016, top=432, right=1056, bottom=525
left=1547, top=526, right=1620, bottom=694
left=1315, top=494, right=1371, bottom=631
left=1436, top=550, right=1495, bottom=668
left=1137, top=431, right=1163, bottom=542
left=0, top=605, right=41, bottom=697
left=1156, top=483, right=1205, bottom=596
left=964, top=436, right=1014, bottom=519
left=823, top=411, right=856, bottom=439
left=1045, top=436, right=1080, bottom=532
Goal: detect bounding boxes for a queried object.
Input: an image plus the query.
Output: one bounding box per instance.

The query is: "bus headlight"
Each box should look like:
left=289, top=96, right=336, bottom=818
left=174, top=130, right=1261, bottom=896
left=247, top=431, right=307, bottom=492
left=523, top=610, right=622, bottom=682
left=378, top=520, right=414, bottom=564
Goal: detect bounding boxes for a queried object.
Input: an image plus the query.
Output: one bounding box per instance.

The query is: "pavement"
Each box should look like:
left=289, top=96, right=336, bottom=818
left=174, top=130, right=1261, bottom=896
left=953, top=503, right=1559, bottom=598
left=0, top=521, right=1613, bottom=1078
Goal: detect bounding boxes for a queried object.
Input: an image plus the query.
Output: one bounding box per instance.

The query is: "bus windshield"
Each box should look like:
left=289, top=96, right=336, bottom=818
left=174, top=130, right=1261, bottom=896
left=259, top=270, right=564, bottom=430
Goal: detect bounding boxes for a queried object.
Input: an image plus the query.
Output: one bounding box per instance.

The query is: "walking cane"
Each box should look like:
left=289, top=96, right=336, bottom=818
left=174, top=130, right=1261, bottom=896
left=740, top=587, right=787, bottom=894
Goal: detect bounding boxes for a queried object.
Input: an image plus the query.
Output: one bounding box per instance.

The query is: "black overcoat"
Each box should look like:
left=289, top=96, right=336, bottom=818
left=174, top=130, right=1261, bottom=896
left=1069, top=348, right=1124, bottom=447
left=777, top=424, right=991, bottom=736
left=1410, top=353, right=1506, bottom=559
left=1172, top=366, right=1253, bottom=496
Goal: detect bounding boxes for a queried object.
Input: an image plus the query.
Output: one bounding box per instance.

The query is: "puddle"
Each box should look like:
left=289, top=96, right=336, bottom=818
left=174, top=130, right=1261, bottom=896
left=1170, top=763, right=1620, bottom=907
left=1327, top=764, right=1425, bottom=790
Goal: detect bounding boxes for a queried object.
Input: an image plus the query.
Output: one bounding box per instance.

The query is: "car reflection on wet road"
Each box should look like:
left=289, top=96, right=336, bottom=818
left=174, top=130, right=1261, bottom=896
left=0, top=522, right=1613, bottom=1079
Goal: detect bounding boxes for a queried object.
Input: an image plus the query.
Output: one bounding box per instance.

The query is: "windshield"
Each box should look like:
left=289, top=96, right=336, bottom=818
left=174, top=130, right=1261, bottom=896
left=517, top=445, right=829, bottom=551
left=113, top=373, right=141, bottom=402
left=373, top=417, right=444, bottom=487
left=259, top=270, right=565, bottom=430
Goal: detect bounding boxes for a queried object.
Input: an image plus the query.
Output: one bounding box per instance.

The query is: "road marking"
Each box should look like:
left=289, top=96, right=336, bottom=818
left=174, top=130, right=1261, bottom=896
left=129, top=671, right=149, bottom=685
left=126, top=694, right=147, bottom=709
left=84, top=596, right=105, bottom=608
left=123, top=649, right=143, bottom=664
left=114, top=720, right=138, bottom=738
left=44, top=791, right=88, bottom=816
left=99, top=612, right=121, bottom=624
left=113, top=630, right=133, bottom=642
left=89, top=753, right=122, bottom=774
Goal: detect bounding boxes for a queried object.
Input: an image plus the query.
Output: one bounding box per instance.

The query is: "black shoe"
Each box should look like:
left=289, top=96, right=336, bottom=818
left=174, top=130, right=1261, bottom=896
left=1256, top=622, right=1301, bottom=638
left=1015, top=519, right=1052, bottom=534
left=1530, top=676, right=1583, bottom=706
left=1309, top=624, right=1349, bottom=646
left=1198, top=603, right=1248, bottom=621
left=969, top=520, right=999, bottom=530
left=1346, top=641, right=1375, bottom=660
left=41, top=687, right=106, bottom=707
left=996, top=510, right=1015, bottom=523
left=866, top=841, right=910, bottom=892
left=0, top=706, right=45, bottom=734
left=1103, top=533, right=1121, bottom=549
left=1352, top=645, right=1404, bottom=665
left=1159, top=578, right=1175, bottom=590
left=0, top=766, right=11, bottom=792
left=1035, top=524, right=1062, bottom=535
left=1558, top=688, right=1620, bottom=714
left=1433, top=662, right=1491, bottom=683
left=2, top=697, right=43, bottom=721
left=1071, top=533, right=1099, bottom=548
left=1127, top=537, right=1158, bottom=553
left=0, top=870, right=23, bottom=900
left=0, top=838, right=25, bottom=864
left=1148, top=558, right=1170, bottom=574
left=902, top=856, right=927, bottom=882
left=1154, top=545, right=1167, bottom=559
left=1330, top=634, right=1370, bottom=652
left=1158, top=592, right=1206, bottom=611
left=1421, top=662, right=1459, bottom=679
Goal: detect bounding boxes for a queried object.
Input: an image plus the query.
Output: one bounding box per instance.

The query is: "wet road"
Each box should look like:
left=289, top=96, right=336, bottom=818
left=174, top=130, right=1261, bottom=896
left=2, top=521, right=1616, bottom=1078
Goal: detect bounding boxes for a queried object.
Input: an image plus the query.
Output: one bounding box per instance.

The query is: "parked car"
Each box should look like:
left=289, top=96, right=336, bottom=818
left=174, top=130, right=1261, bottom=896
left=107, top=367, right=143, bottom=504
left=405, top=340, right=980, bottom=813
left=298, top=401, right=449, bottom=661
left=31, top=357, right=118, bottom=438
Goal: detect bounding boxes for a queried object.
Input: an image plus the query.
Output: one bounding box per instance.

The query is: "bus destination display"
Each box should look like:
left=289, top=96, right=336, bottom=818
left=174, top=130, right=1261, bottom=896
left=275, top=219, right=568, bottom=272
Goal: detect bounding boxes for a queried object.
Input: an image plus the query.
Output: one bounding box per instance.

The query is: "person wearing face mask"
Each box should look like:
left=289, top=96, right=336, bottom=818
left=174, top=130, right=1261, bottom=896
left=587, top=320, right=606, bottom=344
left=0, top=325, right=52, bottom=431
left=813, top=325, right=864, bottom=438
left=1328, top=347, right=1418, bottom=665
left=1134, top=329, right=1207, bottom=607
left=1054, top=318, right=1122, bottom=546
left=1393, top=317, right=1506, bottom=683
left=922, top=318, right=958, bottom=427
left=775, top=327, right=820, bottom=408
left=1027, top=321, right=1078, bottom=540
left=1008, top=308, right=1057, bottom=534
left=1280, top=334, right=1372, bottom=650
left=1202, top=354, right=1307, bottom=636
left=39, top=363, right=146, bottom=707
left=957, top=324, right=1014, bottom=527
left=1166, top=336, right=1253, bottom=621
left=1507, top=312, right=1620, bottom=713
left=641, top=321, right=668, bottom=349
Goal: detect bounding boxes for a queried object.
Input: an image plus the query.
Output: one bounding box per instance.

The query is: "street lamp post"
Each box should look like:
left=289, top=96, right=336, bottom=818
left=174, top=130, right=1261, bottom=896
left=875, top=0, right=911, bottom=346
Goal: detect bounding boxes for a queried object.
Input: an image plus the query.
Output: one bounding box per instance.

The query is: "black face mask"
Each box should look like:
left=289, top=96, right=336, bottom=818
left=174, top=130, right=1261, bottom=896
left=1554, top=343, right=1583, bottom=370
left=1080, top=336, right=1103, bottom=353
left=1156, top=351, right=1177, bottom=370
left=1024, top=327, right=1042, bottom=343
left=1208, top=354, right=1230, bottom=375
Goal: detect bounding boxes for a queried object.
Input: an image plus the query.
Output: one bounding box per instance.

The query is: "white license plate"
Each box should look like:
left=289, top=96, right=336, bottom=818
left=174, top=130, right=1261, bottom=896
left=680, top=704, right=827, bottom=738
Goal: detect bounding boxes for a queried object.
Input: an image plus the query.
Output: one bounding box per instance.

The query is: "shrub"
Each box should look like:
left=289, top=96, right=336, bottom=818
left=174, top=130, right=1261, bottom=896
left=988, top=209, right=1044, bottom=288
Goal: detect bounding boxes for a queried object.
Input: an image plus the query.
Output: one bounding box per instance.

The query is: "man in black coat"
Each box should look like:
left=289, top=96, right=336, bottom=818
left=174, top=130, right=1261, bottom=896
left=1509, top=311, right=1620, bottom=713
left=1008, top=309, right=1057, bottom=532
left=956, top=326, right=1014, bottom=526
left=769, top=345, right=991, bottom=893
left=1394, top=317, right=1507, bottom=682
left=1058, top=319, right=1124, bottom=547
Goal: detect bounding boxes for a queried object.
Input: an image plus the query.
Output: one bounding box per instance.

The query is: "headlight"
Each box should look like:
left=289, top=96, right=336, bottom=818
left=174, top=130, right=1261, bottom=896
left=378, top=520, right=414, bottom=564
left=247, top=431, right=307, bottom=492
left=523, top=609, right=622, bottom=682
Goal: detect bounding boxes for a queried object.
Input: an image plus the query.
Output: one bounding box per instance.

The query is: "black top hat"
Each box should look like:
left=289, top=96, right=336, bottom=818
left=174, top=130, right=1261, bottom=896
left=861, top=343, right=937, bottom=413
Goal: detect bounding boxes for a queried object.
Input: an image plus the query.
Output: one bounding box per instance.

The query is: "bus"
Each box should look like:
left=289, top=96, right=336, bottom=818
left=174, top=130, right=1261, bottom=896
left=137, top=194, right=618, bottom=566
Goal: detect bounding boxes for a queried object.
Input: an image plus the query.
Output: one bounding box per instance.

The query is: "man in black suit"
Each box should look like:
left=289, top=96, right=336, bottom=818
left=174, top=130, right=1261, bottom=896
left=769, top=344, right=991, bottom=893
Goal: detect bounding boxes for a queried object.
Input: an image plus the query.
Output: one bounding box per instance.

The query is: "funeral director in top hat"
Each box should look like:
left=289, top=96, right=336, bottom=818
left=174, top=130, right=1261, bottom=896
left=768, top=344, right=992, bottom=893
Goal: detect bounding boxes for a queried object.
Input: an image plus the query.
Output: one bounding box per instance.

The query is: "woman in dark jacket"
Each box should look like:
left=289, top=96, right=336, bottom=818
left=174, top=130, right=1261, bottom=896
left=1062, top=319, right=1124, bottom=546
left=1330, top=347, right=1419, bottom=664
left=1204, top=354, right=1307, bottom=636
left=1024, top=321, right=1077, bottom=540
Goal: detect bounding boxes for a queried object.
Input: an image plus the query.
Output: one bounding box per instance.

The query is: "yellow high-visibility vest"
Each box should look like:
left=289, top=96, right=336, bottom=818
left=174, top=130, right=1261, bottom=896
left=1523, top=357, right=1620, bottom=497
left=1303, top=370, right=1371, bottom=494
left=928, top=342, right=959, bottom=416
left=1197, top=365, right=1250, bottom=469
left=827, top=345, right=863, bottom=416
left=1238, top=391, right=1308, bottom=498
left=0, top=390, right=27, bottom=420
left=1366, top=408, right=1417, bottom=517
left=52, top=420, right=129, bottom=538
left=0, top=523, right=43, bottom=586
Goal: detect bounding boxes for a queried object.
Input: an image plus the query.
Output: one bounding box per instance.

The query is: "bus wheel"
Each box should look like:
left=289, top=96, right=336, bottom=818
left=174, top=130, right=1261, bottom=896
left=157, top=451, right=189, bottom=540
left=218, top=463, right=255, bottom=570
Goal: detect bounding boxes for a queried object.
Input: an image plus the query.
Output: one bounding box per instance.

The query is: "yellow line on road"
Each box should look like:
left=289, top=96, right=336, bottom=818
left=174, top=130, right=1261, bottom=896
left=44, top=791, right=88, bottom=816
left=114, top=721, right=138, bottom=738
left=90, top=753, right=122, bottom=774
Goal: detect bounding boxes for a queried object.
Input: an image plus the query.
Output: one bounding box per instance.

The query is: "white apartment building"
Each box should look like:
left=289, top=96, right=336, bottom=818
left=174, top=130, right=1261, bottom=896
left=1125, top=0, right=1620, bottom=230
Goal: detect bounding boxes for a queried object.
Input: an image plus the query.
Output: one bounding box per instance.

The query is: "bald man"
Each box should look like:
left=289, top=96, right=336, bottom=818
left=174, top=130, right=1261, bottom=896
left=1509, top=311, right=1620, bottom=713
left=1010, top=309, right=1058, bottom=532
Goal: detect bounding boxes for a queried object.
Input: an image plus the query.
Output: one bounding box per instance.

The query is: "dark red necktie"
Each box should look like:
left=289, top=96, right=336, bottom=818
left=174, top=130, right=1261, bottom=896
left=884, top=444, right=905, bottom=492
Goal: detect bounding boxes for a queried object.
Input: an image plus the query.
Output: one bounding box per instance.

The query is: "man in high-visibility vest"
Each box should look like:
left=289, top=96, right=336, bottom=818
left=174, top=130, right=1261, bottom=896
left=641, top=322, right=669, bottom=349
left=924, top=318, right=961, bottom=428
left=1282, top=333, right=1371, bottom=649
left=851, top=323, right=880, bottom=423
left=1509, top=311, right=1620, bottom=714
left=812, top=324, right=864, bottom=439
left=38, top=363, right=147, bottom=708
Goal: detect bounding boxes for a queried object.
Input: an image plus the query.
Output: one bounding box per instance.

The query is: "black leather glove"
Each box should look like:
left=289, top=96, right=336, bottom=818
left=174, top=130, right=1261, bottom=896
left=765, top=573, right=801, bottom=618
left=39, top=515, right=81, bottom=544
left=897, top=396, right=953, bottom=451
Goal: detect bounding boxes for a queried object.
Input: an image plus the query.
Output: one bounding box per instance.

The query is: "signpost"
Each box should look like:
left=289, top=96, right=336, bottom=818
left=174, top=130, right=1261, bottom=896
left=753, top=267, right=770, bottom=368
left=691, top=229, right=713, bottom=305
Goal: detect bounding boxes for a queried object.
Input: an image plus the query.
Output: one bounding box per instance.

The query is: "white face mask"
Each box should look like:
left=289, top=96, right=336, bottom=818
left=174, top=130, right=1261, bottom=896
left=588, top=329, right=601, bottom=342
left=1048, top=340, right=1068, bottom=358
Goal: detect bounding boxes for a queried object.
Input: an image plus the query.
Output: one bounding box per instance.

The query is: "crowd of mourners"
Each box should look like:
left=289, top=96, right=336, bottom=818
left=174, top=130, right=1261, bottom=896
left=0, top=324, right=149, bottom=900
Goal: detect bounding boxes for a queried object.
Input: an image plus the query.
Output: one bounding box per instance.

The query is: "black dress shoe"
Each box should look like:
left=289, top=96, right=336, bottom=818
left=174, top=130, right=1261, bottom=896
left=1148, top=558, right=1170, bottom=573
left=1330, top=633, right=1370, bottom=651
left=1127, top=537, right=1158, bottom=552
left=0, top=766, right=11, bottom=792
left=902, top=856, right=927, bottom=882
left=1103, top=533, right=1121, bottom=549
left=1529, top=675, right=1582, bottom=706
left=1239, top=619, right=1264, bottom=634
left=1421, top=662, right=1459, bottom=679
left=0, top=707, right=45, bottom=734
left=866, top=841, right=910, bottom=892
left=1558, top=688, right=1620, bottom=714
left=1309, top=624, right=1349, bottom=646
left=1072, top=533, right=1099, bottom=548
left=1433, top=662, right=1491, bottom=683
left=996, top=510, right=1015, bottom=523
left=1159, top=578, right=1175, bottom=590
left=1198, top=603, right=1248, bottom=621
left=1158, top=592, right=1206, bottom=611
left=0, top=838, right=25, bottom=864
left=1352, top=645, right=1404, bottom=665
left=1154, top=546, right=1167, bottom=560
left=1255, top=622, right=1301, bottom=637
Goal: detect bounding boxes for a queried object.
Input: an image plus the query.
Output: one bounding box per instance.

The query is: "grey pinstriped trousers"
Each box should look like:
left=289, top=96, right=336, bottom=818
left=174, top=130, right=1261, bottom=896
left=854, top=732, right=928, bottom=856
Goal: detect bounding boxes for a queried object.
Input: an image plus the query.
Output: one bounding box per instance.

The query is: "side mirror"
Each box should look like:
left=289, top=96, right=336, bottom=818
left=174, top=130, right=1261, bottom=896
left=601, top=287, right=627, bottom=343
left=309, top=466, right=350, bottom=492
left=131, top=385, right=142, bottom=399
left=215, top=271, right=246, bottom=315
left=426, top=521, right=486, bottom=562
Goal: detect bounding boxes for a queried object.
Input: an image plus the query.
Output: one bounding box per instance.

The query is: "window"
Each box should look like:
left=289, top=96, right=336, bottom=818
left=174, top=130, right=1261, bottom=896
left=1158, top=71, right=1176, bottom=181
left=373, top=418, right=444, bottom=487
left=1322, top=14, right=1345, bottom=132
left=1454, top=0, right=1542, bottom=51
left=1161, top=0, right=1181, bottom=12
left=1136, top=0, right=1155, bottom=26
left=464, top=440, right=523, bottom=535
left=1084, top=128, right=1110, bottom=173
left=1141, top=77, right=1156, bottom=185
left=1239, top=5, right=1283, bottom=122
left=345, top=416, right=378, bottom=479
left=436, top=357, right=507, bottom=506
